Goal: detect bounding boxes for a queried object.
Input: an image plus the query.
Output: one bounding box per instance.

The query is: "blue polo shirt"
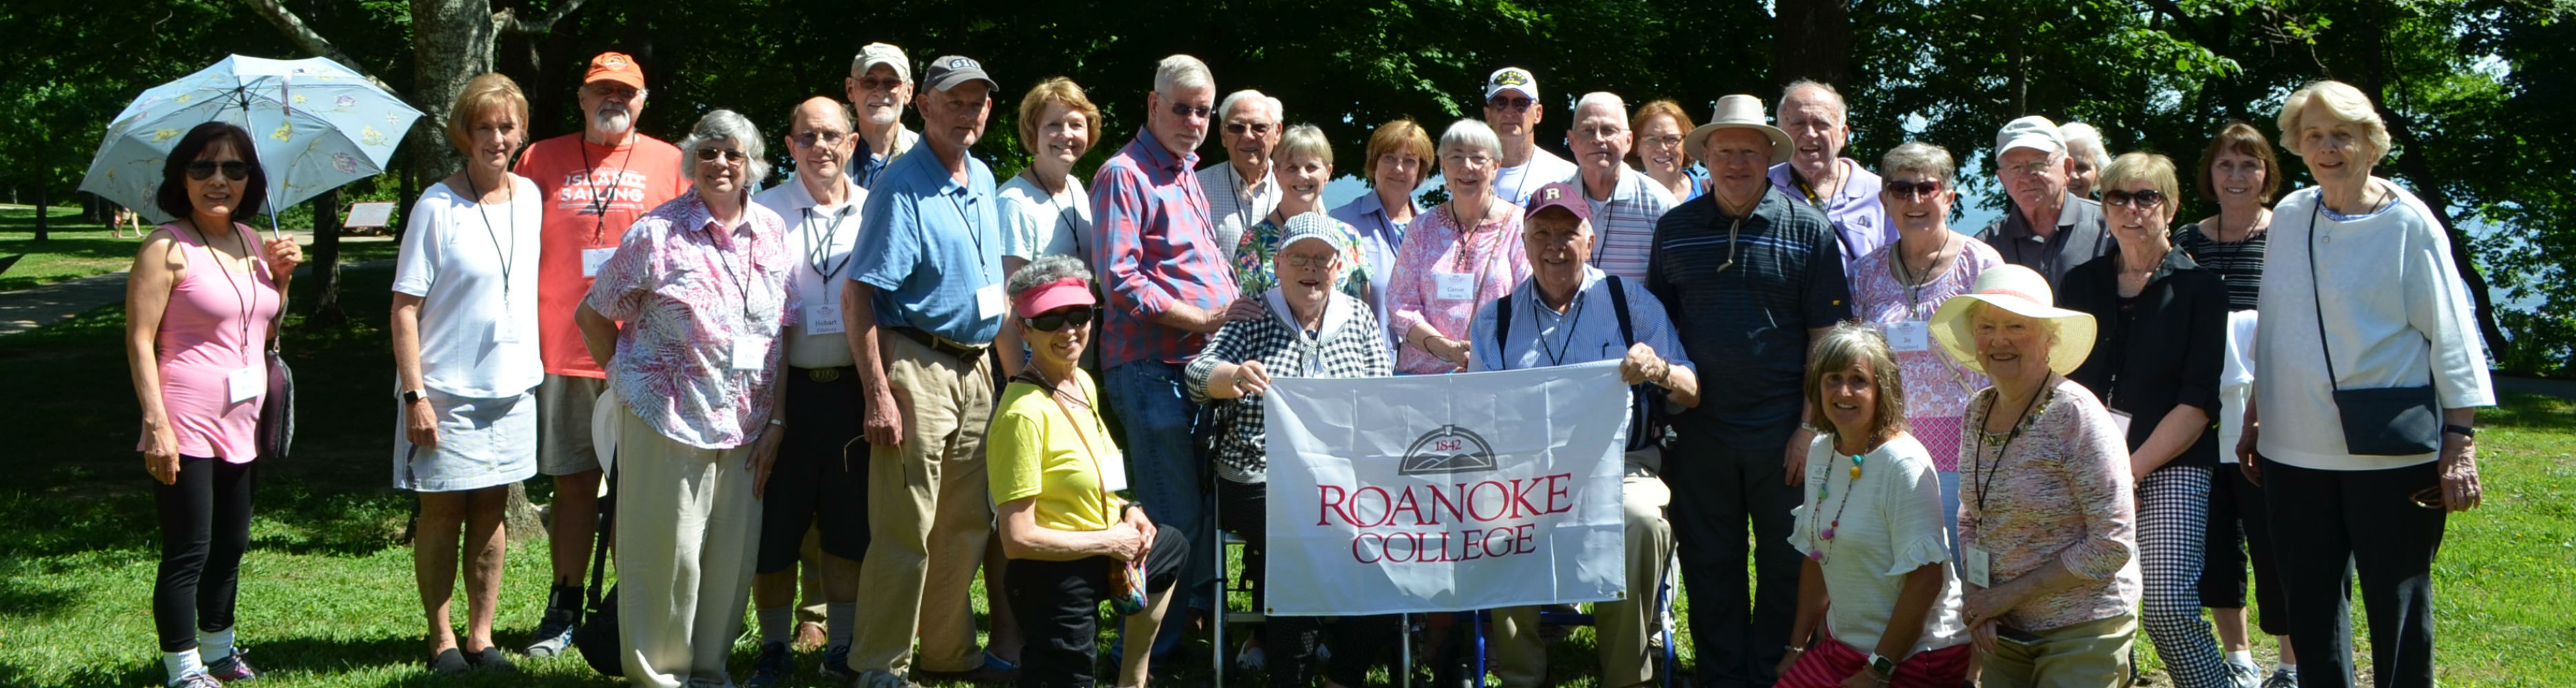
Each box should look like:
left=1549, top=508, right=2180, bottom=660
left=848, top=138, right=1005, bottom=344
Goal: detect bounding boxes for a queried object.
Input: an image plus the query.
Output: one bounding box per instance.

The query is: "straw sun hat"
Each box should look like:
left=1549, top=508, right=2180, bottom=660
left=1929, top=264, right=2097, bottom=376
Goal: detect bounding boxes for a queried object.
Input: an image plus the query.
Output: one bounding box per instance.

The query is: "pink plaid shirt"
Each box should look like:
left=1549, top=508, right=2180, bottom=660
left=586, top=192, right=798, bottom=449
left=1092, top=128, right=1239, bottom=367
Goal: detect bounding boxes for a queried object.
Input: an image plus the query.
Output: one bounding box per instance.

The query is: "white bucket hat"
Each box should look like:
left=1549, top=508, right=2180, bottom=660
left=1929, top=264, right=2097, bottom=376
left=1684, top=94, right=1792, bottom=166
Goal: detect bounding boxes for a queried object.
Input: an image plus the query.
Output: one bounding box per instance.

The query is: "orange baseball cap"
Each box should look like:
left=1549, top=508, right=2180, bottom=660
left=585, top=52, right=646, bottom=90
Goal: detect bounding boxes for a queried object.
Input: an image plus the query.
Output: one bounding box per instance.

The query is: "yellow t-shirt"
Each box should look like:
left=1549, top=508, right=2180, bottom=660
left=986, top=371, right=1123, bottom=532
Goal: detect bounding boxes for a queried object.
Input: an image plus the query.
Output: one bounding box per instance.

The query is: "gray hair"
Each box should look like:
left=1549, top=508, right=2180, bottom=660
left=1153, top=54, right=1214, bottom=97
left=1275, top=124, right=1332, bottom=166
left=1879, top=141, right=1957, bottom=184
left=1437, top=119, right=1501, bottom=160
left=1219, top=89, right=1284, bottom=124
left=2059, top=121, right=2109, bottom=169
left=2277, top=80, right=2392, bottom=161
left=1006, top=253, right=1092, bottom=299
left=1777, top=79, right=1847, bottom=124
left=1572, top=92, right=1627, bottom=121
left=679, top=108, right=770, bottom=187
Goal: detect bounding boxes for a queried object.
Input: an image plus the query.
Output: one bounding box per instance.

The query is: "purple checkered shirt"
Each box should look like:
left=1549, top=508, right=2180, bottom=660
left=1091, top=128, right=1239, bottom=367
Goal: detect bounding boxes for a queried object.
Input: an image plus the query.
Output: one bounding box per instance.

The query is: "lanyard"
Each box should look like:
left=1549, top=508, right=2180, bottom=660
left=943, top=190, right=995, bottom=282
left=578, top=140, right=638, bottom=244
left=1448, top=200, right=1504, bottom=304
left=1530, top=286, right=1587, bottom=367
left=181, top=219, right=259, bottom=363
left=463, top=174, right=519, bottom=305
left=705, top=210, right=760, bottom=331
left=1970, top=382, right=2051, bottom=515
left=1016, top=367, right=1119, bottom=522
left=798, top=206, right=858, bottom=280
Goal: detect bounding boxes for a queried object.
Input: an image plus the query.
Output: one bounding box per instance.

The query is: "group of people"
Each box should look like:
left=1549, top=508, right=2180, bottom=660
left=123, top=40, right=2494, bottom=688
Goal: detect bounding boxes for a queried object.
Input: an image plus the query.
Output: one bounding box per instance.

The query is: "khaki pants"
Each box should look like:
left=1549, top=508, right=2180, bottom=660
left=612, top=409, right=761, bottom=688
left=1494, top=458, right=1675, bottom=688
left=1980, top=611, right=2137, bottom=688
left=849, top=334, right=996, bottom=676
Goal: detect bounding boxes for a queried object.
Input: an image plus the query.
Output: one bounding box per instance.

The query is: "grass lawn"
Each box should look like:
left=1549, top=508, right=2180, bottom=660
left=0, top=263, right=2567, bottom=687
left=1, top=205, right=395, bottom=293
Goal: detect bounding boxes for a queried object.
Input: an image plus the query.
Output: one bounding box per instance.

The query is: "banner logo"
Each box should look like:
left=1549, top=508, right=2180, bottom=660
left=1400, top=424, right=1499, bottom=475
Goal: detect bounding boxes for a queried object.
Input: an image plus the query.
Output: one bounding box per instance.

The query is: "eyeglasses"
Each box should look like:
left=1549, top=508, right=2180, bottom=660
left=855, top=77, right=903, bottom=92
left=1885, top=179, right=1945, bottom=200
left=1278, top=252, right=1339, bottom=269
left=1446, top=153, right=1495, bottom=167
left=697, top=148, right=748, bottom=163
left=1639, top=134, right=1684, bottom=148
left=584, top=83, right=641, bottom=99
left=1487, top=97, right=1536, bottom=111
left=2004, top=159, right=2058, bottom=177
left=1168, top=104, right=1213, bottom=120
left=185, top=160, right=250, bottom=181
left=1024, top=306, right=1095, bottom=332
left=2102, top=188, right=2167, bottom=208
left=792, top=130, right=850, bottom=147
left=1224, top=121, right=1275, bottom=136
left=1573, top=124, right=1626, bottom=140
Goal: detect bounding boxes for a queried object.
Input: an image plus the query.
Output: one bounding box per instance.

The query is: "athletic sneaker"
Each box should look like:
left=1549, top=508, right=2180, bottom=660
left=744, top=642, right=792, bottom=688
left=2262, top=668, right=2299, bottom=688
left=523, top=587, right=583, bottom=657
left=2227, top=660, right=2262, bottom=688
left=166, top=671, right=223, bottom=688
left=819, top=643, right=855, bottom=684
left=205, top=648, right=256, bottom=682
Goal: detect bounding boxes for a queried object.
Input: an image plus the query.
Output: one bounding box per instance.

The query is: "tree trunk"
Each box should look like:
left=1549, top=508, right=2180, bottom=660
left=505, top=482, right=543, bottom=542
left=1771, top=0, right=1853, bottom=88
left=304, top=188, right=346, bottom=326
left=408, top=0, right=493, bottom=186
left=32, top=182, right=48, bottom=242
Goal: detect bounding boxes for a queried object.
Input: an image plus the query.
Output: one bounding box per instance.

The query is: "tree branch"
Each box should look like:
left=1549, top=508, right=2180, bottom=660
left=497, top=0, right=590, bottom=35
left=234, top=0, right=400, bottom=95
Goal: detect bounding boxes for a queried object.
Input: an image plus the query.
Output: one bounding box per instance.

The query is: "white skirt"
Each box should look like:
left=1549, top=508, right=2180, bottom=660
left=393, top=388, right=539, bottom=492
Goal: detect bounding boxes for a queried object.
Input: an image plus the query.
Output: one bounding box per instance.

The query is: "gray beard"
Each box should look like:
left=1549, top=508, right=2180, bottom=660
left=592, top=110, right=633, bottom=136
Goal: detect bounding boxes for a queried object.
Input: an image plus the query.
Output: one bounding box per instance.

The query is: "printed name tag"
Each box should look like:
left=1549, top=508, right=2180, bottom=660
left=1097, top=451, right=1129, bottom=493
left=730, top=335, right=770, bottom=371
left=1885, top=320, right=1931, bottom=353
left=581, top=248, right=617, bottom=278
left=804, top=302, right=845, bottom=335
left=493, top=315, right=523, bottom=343
left=227, top=365, right=264, bottom=404
left=1961, top=544, right=1993, bottom=587
left=977, top=283, right=1008, bottom=320
left=1435, top=272, right=1476, bottom=302
left=2109, top=409, right=2134, bottom=438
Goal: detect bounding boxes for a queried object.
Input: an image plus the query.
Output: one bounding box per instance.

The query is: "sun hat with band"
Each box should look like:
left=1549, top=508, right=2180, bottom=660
left=1928, top=263, right=2097, bottom=376
left=1684, top=94, right=1793, bottom=166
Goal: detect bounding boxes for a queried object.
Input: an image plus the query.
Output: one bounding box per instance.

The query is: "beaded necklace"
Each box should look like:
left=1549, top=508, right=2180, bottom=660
left=1806, top=449, right=1869, bottom=563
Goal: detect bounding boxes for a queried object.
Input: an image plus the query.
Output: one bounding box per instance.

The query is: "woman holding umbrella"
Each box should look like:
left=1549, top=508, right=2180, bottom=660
left=126, top=121, right=303, bottom=688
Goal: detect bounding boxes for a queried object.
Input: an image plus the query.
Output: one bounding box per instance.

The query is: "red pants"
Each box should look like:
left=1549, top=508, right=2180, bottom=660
left=1773, top=629, right=1970, bottom=688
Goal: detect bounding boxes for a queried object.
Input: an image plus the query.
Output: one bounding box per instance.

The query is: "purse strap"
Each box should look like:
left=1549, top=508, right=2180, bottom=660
left=2304, top=199, right=2341, bottom=390
left=1012, top=368, right=1120, bottom=524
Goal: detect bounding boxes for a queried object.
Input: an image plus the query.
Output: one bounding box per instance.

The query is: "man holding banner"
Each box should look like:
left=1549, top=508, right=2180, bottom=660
left=1466, top=182, right=1699, bottom=687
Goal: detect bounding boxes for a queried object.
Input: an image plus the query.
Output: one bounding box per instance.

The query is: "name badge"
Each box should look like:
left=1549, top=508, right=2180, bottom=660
left=1885, top=320, right=1931, bottom=353
left=977, top=283, right=1008, bottom=320
left=227, top=365, right=264, bottom=404
left=1097, top=450, right=1129, bottom=493
left=730, top=335, right=770, bottom=371
left=2109, top=409, right=2134, bottom=438
left=1435, top=272, right=1476, bottom=302
left=1961, top=544, right=1993, bottom=587
left=581, top=248, right=618, bottom=278
left=493, top=315, right=523, bottom=343
left=804, top=302, right=846, bottom=335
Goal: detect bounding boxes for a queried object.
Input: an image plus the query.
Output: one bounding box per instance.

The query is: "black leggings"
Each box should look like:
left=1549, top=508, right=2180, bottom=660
left=1218, top=478, right=1402, bottom=688
left=154, top=456, right=256, bottom=652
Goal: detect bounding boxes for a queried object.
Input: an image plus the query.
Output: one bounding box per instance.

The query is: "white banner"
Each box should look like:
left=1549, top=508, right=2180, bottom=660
left=1260, top=360, right=1630, bottom=616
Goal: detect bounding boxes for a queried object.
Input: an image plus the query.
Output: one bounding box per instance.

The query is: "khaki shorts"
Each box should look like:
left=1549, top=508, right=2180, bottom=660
left=536, top=373, right=608, bottom=476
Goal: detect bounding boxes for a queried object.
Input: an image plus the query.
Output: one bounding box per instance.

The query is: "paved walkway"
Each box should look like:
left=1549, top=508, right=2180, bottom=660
left=0, top=231, right=392, bottom=336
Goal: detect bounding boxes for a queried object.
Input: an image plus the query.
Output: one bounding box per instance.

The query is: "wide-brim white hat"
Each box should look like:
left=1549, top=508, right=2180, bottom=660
left=1684, top=94, right=1792, bottom=166
left=1929, top=264, right=2097, bottom=377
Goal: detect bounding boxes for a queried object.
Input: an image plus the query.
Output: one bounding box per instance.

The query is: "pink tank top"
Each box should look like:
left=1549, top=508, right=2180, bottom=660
left=139, top=223, right=281, bottom=462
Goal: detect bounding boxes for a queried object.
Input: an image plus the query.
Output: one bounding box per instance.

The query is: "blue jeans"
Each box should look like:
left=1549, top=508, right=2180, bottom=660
left=1104, top=360, right=1210, bottom=656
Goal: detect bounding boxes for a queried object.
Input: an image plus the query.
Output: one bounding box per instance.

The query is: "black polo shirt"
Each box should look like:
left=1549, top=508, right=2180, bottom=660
left=2060, top=244, right=2228, bottom=468
left=1978, top=191, right=2111, bottom=289
left=1647, top=188, right=1851, bottom=450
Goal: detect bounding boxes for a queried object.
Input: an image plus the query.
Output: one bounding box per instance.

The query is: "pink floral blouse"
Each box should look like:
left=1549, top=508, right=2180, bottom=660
left=1955, top=377, right=2140, bottom=632
left=1848, top=237, right=2001, bottom=470
left=586, top=193, right=798, bottom=449
left=1384, top=201, right=1528, bottom=374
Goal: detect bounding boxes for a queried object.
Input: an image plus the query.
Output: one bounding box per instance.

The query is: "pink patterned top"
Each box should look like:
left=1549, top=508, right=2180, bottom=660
left=585, top=193, right=798, bottom=449
left=138, top=223, right=282, bottom=463
left=1848, top=236, right=2002, bottom=470
left=1384, top=199, right=1528, bottom=374
left=1956, top=377, right=2140, bottom=632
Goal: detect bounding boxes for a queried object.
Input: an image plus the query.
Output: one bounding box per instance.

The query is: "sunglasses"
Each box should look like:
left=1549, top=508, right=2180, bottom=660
left=697, top=148, right=749, bottom=163
left=792, top=130, right=850, bottom=147
left=2410, top=486, right=2446, bottom=511
left=186, top=160, right=250, bottom=181
left=1168, top=103, right=1213, bottom=120
left=1886, top=179, right=1945, bottom=199
left=855, top=77, right=904, bottom=92
left=2103, top=188, right=2168, bottom=208
left=1224, top=121, right=1275, bottom=136
left=1488, top=97, right=1536, bottom=111
left=1024, top=306, right=1096, bottom=332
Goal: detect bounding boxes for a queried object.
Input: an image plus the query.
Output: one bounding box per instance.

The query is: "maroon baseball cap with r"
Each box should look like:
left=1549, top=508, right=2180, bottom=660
left=1524, top=181, right=1591, bottom=223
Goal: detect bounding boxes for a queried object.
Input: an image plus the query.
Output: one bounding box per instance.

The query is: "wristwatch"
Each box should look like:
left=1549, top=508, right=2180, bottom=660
left=1866, top=652, right=1897, bottom=681
left=2443, top=424, right=2476, bottom=439
left=401, top=389, right=426, bottom=405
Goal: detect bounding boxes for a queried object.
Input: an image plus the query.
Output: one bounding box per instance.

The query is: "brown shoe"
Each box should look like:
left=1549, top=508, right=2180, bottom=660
left=792, top=620, right=828, bottom=653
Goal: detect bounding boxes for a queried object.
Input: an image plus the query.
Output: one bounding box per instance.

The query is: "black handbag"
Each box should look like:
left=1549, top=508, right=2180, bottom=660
left=573, top=461, right=623, bottom=676
left=256, top=340, right=294, bottom=458
left=2305, top=202, right=2442, bottom=455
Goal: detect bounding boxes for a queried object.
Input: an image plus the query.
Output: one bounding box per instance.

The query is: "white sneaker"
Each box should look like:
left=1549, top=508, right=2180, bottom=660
left=2227, top=660, right=2263, bottom=688
left=2262, top=667, right=2299, bottom=688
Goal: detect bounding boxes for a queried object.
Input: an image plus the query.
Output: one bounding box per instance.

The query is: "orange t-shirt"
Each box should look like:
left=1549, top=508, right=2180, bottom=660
left=516, top=133, right=692, bottom=377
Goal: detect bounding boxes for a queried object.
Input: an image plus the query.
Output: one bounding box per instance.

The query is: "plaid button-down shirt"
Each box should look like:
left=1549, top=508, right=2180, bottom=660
left=1092, top=128, right=1239, bottom=367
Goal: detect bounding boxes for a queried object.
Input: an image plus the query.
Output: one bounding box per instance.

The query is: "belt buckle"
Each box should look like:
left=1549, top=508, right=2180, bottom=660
left=806, top=367, right=841, bottom=383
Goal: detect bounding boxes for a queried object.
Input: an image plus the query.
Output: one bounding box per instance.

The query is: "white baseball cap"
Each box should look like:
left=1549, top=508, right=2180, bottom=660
left=1995, top=115, right=2066, bottom=161
left=1486, top=67, right=1538, bottom=101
